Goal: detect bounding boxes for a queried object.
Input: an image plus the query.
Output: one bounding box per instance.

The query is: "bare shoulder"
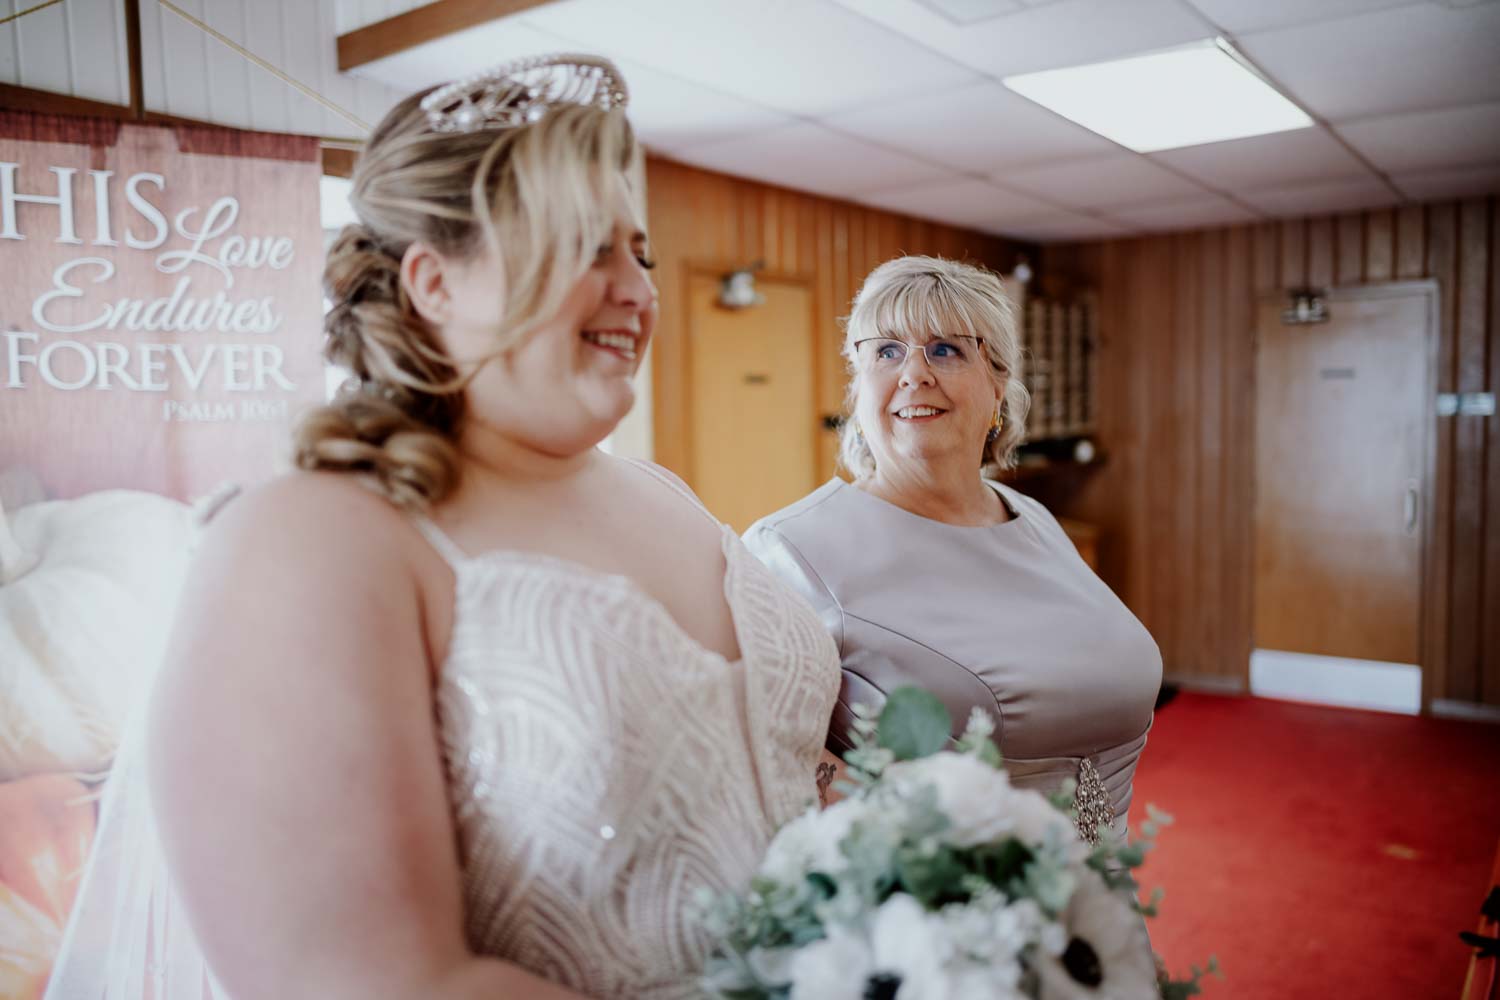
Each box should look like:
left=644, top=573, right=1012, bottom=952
left=161, top=471, right=440, bottom=695
left=202, top=471, right=419, bottom=570
left=605, top=454, right=727, bottom=546
left=145, top=473, right=479, bottom=997
left=617, top=456, right=701, bottom=502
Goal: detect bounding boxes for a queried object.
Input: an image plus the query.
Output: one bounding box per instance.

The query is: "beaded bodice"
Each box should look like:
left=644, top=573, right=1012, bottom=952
left=415, top=486, right=839, bottom=998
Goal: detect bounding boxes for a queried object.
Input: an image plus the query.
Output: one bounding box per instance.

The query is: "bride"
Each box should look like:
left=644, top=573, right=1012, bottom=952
left=47, top=55, right=839, bottom=999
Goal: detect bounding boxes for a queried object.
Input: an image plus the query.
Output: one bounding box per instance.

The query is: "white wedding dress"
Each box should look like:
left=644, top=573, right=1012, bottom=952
left=46, top=464, right=841, bottom=998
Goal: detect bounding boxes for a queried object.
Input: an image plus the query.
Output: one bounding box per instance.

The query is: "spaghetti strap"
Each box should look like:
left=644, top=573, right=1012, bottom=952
left=626, top=458, right=725, bottom=530
left=411, top=515, right=470, bottom=569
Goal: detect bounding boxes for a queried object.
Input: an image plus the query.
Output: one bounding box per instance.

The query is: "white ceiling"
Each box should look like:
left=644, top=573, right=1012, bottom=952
left=345, top=0, right=1500, bottom=243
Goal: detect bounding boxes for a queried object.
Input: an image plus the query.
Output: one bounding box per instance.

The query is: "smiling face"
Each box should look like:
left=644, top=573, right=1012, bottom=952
left=852, top=333, right=1001, bottom=478
left=839, top=257, right=1027, bottom=483
left=436, top=191, right=657, bottom=460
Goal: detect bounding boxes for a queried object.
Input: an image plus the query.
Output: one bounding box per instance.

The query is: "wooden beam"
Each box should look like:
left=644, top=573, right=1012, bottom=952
left=322, top=146, right=357, bottom=178
left=124, top=0, right=143, bottom=119
left=0, top=82, right=132, bottom=119
left=338, top=0, right=560, bottom=72
left=0, top=83, right=339, bottom=163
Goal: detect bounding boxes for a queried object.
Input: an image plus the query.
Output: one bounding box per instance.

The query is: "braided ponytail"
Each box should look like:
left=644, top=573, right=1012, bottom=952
left=294, top=223, right=462, bottom=508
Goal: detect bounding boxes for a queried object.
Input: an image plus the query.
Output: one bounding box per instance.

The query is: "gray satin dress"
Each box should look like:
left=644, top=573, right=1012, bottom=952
left=744, top=478, right=1162, bottom=839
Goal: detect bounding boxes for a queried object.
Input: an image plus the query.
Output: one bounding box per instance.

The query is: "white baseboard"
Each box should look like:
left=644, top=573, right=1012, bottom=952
left=1249, top=648, right=1421, bottom=716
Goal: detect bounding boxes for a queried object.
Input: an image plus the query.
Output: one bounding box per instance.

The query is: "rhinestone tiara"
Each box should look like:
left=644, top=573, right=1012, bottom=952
left=419, top=53, right=629, bottom=134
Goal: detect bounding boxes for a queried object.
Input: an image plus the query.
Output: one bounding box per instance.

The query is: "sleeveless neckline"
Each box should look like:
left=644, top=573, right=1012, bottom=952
left=436, top=522, right=748, bottom=668
left=424, top=489, right=840, bottom=997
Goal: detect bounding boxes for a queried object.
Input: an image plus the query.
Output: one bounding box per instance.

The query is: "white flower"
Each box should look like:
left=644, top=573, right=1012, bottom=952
left=745, top=945, right=796, bottom=987
left=987, top=898, right=1048, bottom=962
left=758, top=807, right=824, bottom=884
left=1035, top=869, right=1158, bottom=1000
left=884, top=752, right=1018, bottom=847
left=807, top=799, right=865, bottom=870
left=1003, top=786, right=1087, bottom=855
left=871, top=893, right=947, bottom=983
left=789, top=927, right=873, bottom=1000
left=1039, top=916, right=1069, bottom=957
left=1020, top=848, right=1080, bottom=916
left=760, top=800, right=867, bottom=884
left=962, top=706, right=996, bottom=741
left=938, top=902, right=1004, bottom=959
left=946, top=962, right=1026, bottom=1000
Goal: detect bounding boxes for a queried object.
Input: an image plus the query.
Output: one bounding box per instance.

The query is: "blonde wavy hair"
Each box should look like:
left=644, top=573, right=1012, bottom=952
left=838, top=255, right=1030, bottom=478
left=295, top=83, right=644, bottom=508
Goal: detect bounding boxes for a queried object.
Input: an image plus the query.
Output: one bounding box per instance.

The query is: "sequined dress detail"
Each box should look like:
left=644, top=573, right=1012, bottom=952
left=414, top=466, right=839, bottom=999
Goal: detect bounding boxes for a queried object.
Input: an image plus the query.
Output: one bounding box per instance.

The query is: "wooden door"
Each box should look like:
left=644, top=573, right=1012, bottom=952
left=686, top=272, right=817, bottom=533
left=1253, top=286, right=1434, bottom=665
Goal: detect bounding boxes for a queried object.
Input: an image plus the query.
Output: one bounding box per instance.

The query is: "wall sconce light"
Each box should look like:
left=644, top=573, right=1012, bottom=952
left=1281, top=287, right=1329, bottom=325
left=718, top=260, right=766, bottom=310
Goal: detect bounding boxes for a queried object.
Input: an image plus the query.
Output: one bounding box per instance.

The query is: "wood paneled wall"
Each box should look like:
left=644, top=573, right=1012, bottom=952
left=137, top=0, right=404, bottom=141
left=0, top=0, right=408, bottom=140
left=1041, top=197, right=1500, bottom=708
left=0, top=0, right=131, bottom=107
left=645, top=156, right=1030, bottom=484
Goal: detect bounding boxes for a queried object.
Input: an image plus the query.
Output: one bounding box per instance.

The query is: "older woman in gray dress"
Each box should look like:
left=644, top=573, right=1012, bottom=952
left=744, top=255, right=1161, bottom=845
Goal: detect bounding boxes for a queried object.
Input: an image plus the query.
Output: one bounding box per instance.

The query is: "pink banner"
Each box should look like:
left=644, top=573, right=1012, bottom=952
left=0, top=111, right=326, bottom=501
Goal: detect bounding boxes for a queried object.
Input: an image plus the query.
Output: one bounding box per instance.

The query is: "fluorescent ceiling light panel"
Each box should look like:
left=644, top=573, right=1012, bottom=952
left=1003, top=41, right=1313, bottom=153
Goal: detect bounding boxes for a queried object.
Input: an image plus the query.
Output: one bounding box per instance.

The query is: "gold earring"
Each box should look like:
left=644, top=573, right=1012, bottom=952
left=987, top=411, right=1003, bottom=443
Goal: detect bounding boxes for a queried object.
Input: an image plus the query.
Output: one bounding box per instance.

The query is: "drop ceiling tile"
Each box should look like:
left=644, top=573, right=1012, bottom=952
left=825, top=80, right=1117, bottom=172
left=854, top=177, right=1058, bottom=232
left=827, top=0, right=1216, bottom=77
left=613, top=63, right=797, bottom=154
left=1150, top=126, right=1368, bottom=190
left=918, top=0, right=1026, bottom=24
left=1106, top=195, right=1260, bottom=230
left=1238, top=2, right=1500, bottom=121
left=1391, top=163, right=1500, bottom=202
left=999, top=154, right=1210, bottom=209
left=996, top=210, right=1133, bottom=242
left=519, top=0, right=978, bottom=116
left=1182, top=0, right=1415, bottom=35
left=348, top=18, right=795, bottom=155
left=1337, top=102, right=1500, bottom=175
left=674, top=123, right=954, bottom=200
left=1238, top=175, right=1400, bottom=216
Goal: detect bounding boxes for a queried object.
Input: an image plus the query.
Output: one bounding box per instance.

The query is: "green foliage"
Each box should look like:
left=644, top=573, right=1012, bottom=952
left=876, top=688, right=952, bottom=761
left=1158, top=956, right=1223, bottom=999
left=700, top=689, right=1221, bottom=1000
left=896, top=843, right=969, bottom=907
left=968, top=838, right=1035, bottom=887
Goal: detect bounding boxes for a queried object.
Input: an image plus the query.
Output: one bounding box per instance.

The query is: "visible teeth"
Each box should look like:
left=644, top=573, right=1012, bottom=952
left=897, top=406, right=943, bottom=418
left=583, top=330, right=638, bottom=357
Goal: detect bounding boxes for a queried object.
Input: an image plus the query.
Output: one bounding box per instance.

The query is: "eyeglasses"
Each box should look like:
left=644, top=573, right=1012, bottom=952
left=853, top=336, right=982, bottom=373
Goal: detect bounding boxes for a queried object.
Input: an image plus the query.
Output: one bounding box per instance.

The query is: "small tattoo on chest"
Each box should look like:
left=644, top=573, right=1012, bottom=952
left=816, top=762, right=836, bottom=806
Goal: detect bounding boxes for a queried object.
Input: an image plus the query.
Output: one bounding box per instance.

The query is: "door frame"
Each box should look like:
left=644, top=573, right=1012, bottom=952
left=658, top=261, right=821, bottom=489
left=1250, top=279, right=1443, bottom=713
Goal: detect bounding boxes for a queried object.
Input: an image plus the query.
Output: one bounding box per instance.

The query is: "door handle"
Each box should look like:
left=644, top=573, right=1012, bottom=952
left=1403, top=479, right=1420, bottom=535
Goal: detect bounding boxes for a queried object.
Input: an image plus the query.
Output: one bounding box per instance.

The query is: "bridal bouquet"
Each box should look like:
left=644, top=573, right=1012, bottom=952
left=698, top=688, right=1217, bottom=1000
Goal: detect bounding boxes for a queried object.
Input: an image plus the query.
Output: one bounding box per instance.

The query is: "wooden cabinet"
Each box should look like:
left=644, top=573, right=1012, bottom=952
left=1057, top=517, right=1100, bottom=572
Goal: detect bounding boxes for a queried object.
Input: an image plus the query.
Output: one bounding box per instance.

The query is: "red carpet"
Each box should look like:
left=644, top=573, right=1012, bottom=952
left=1131, top=691, right=1500, bottom=999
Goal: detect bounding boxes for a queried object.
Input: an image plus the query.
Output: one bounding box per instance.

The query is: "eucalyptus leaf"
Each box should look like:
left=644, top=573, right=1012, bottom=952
left=877, top=687, right=952, bottom=761
left=896, top=847, right=968, bottom=907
